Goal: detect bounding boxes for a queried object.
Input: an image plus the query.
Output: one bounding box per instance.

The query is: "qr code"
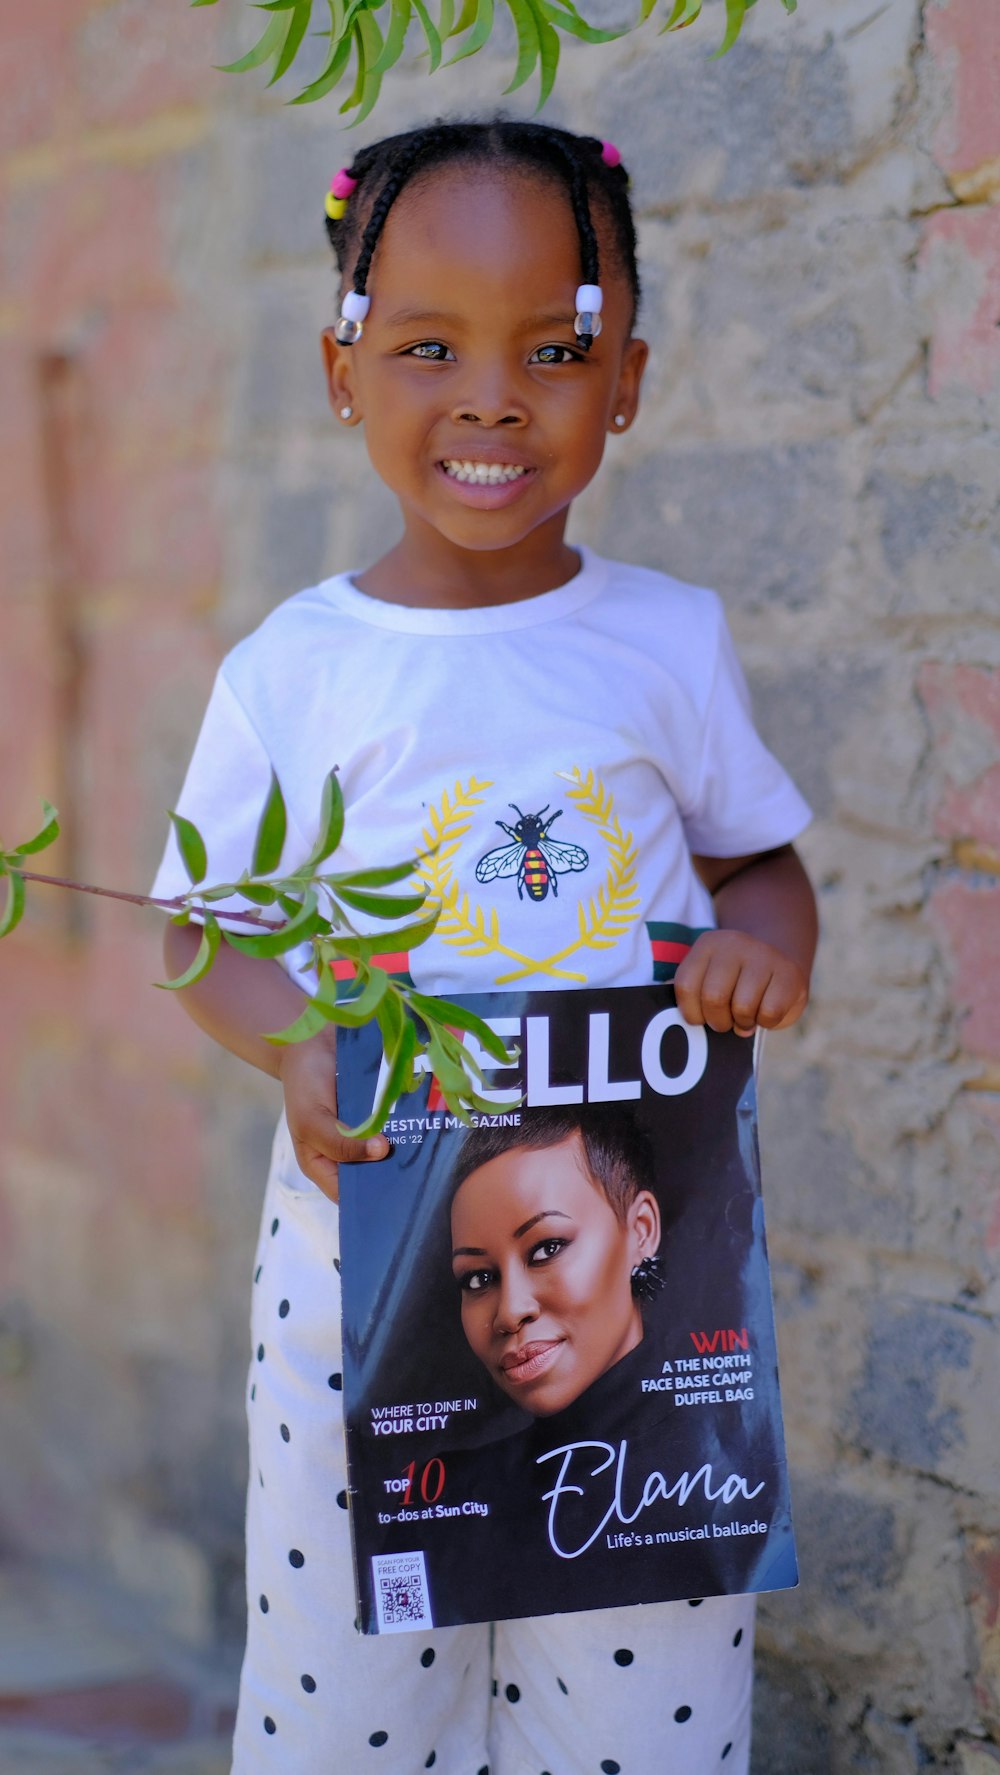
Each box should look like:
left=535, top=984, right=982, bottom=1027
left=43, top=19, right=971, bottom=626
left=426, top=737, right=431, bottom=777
left=372, top=1551, right=433, bottom=1633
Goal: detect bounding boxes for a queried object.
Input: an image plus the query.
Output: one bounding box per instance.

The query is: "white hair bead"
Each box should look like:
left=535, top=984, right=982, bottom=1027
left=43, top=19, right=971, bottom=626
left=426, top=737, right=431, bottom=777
left=342, top=291, right=371, bottom=322
left=575, top=284, right=603, bottom=315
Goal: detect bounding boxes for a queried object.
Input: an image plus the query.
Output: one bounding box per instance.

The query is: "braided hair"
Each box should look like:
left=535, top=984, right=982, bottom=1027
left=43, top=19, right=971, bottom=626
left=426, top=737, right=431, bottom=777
left=325, top=118, right=640, bottom=330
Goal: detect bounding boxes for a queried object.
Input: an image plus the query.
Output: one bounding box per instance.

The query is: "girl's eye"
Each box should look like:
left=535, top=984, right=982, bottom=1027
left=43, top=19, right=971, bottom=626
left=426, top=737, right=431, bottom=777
left=458, top=1267, right=496, bottom=1295
left=529, top=343, right=582, bottom=366
left=406, top=341, right=454, bottom=362
left=528, top=1237, right=568, bottom=1266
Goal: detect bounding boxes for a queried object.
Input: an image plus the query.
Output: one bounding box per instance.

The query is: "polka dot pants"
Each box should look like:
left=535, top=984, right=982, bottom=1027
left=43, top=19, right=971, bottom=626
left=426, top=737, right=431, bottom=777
left=233, top=1118, right=755, bottom=1775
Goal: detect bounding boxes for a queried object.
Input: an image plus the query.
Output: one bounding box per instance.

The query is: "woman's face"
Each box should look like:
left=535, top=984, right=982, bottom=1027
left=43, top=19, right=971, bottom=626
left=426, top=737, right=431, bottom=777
left=450, top=1133, right=660, bottom=1417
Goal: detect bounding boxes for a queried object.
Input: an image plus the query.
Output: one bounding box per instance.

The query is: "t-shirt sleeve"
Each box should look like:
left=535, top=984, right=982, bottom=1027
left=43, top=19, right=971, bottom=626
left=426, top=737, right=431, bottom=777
left=149, top=667, right=279, bottom=915
left=680, top=607, right=811, bottom=857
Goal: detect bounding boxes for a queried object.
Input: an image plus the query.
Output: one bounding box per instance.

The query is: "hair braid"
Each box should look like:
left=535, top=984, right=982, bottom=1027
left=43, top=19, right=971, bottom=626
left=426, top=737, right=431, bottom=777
left=351, top=125, right=454, bottom=295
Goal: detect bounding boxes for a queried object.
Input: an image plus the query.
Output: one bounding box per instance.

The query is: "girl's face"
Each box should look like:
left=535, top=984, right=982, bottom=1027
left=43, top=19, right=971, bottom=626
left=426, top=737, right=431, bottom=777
left=450, top=1133, right=660, bottom=1417
left=323, top=164, right=647, bottom=583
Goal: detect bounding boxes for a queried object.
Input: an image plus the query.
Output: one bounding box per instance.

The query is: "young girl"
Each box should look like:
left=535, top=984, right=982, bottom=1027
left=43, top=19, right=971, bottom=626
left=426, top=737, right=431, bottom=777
left=154, top=119, right=817, bottom=1775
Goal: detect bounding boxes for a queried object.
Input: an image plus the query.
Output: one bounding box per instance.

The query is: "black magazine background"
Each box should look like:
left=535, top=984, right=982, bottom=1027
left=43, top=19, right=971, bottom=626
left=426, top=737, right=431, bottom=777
left=337, top=985, right=798, bottom=1632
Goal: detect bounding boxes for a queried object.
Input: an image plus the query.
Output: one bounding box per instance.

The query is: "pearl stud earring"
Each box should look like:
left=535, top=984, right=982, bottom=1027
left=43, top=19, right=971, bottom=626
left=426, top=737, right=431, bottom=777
left=340, top=405, right=354, bottom=421
left=614, top=414, right=626, bottom=428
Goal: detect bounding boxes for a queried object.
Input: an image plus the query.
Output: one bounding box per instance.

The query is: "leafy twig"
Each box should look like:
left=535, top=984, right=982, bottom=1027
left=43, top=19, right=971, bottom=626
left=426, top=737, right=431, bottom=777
left=0, top=776, right=519, bottom=1136
left=191, top=0, right=796, bottom=120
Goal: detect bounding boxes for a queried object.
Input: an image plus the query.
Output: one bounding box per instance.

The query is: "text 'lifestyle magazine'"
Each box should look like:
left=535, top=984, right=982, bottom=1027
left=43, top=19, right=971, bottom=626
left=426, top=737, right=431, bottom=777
left=336, top=982, right=798, bottom=1633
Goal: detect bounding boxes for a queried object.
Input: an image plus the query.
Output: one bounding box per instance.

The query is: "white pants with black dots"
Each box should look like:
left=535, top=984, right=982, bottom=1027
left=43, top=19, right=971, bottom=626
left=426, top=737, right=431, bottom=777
left=232, top=1117, right=755, bottom=1775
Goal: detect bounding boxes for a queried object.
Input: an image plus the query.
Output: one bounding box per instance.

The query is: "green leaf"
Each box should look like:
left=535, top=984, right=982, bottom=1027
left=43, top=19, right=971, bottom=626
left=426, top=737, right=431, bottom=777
left=542, top=0, right=619, bottom=45
left=438, top=0, right=455, bottom=37
left=339, top=18, right=368, bottom=110
left=411, top=0, right=443, bottom=68
left=334, top=885, right=428, bottom=920
left=371, top=0, right=411, bottom=72
left=291, top=7, right=354, bottom=102
left=169, top=811, right=208, bottom=886
left=264, top=959, right=349, bottom=1042
left=252, top=772, right=288, bottom=876
left=13, top=799, right=60, bottom=856
left=235, top=877, right=280, bottom=906
left=526, top=0, right=559, bottom=104
left=0, top=866, right=25, bottom=940
left=324, top=858, right=420, bottom=890
left=217, top=11, right=288, bottom=72
left=405, top=990, right=517, bottom=1064
left=190, top=0, right=221, bottom=9
left=371, top=905, right=440, bottom=953
left=263, top=996, right=339, bottom=1044
left=661, top=0, right=701, bottom=29
left=320, top=931, right=384, bottom=966
left=341, top=1017, right=419, bottom=1138
left=712, top=0, right=745, bottom=55
left=155, top=912, right=220, bottom=990
left=375, top=978, right=406, bottom=1050
left=347, top=7, right=387, bottom=121
left=223, top=889, right=323, bottom=958
left=448, top=0, right=479, bottom=30
left=301, top=769, right=345, bottom=871
left=323, top=965, right=391, bottom=1028
left=269, top=1, right=314, bottom=83
left=503, top=0, right=540, bottom=91
left=427, top=1028, right=470, bottom=1096
left=447, top=0, right=491, bottom=61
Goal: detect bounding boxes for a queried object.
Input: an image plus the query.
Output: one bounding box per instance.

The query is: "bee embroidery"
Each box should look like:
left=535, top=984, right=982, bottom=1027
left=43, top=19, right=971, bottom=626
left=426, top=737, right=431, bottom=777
left=475, top=804, right=590, bottom=903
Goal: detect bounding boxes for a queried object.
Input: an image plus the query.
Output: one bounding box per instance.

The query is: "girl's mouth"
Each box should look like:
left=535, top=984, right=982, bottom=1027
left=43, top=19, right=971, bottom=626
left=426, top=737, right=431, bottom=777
left=436, top=459, right=537, bottom=507
left=441, top=459, right=529, bottom=486
left=498, top=1340, right=563, bottom=1385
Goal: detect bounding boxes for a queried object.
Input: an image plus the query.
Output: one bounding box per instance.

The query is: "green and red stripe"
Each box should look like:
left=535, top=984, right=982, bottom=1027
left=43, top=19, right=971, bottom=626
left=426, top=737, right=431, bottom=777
left=646, top=920, right=710, bottom=983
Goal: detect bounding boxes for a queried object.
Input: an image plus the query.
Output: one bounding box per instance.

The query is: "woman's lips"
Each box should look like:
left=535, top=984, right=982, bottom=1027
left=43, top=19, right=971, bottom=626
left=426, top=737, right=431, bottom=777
left=498, top=1340, right=564, bottom=1385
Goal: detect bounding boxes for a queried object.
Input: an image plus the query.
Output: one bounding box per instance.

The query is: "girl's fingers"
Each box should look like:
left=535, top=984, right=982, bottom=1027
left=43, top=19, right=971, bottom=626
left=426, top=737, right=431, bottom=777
left=292, top=1146, right=342, bottom=1204
left=758, top=966, right=809, bottom=1030
left=673, top=945, right=713, bottom=1026
left=697, top=953, right=761, bottom=1034
left=675, top=935, right=810, bottom=1035
left=289, top=1128, right=391, bottom=1204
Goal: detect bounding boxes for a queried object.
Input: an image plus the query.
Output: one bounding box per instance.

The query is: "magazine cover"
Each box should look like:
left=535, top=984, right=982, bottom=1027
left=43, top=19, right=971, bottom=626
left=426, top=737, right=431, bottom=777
left=336, top=982, right=797, bottom=1633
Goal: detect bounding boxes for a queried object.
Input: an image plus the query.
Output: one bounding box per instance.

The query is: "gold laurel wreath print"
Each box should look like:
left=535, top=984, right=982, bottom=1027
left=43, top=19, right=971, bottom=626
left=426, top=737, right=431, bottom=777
left=416, top=768, right=641, bottom=986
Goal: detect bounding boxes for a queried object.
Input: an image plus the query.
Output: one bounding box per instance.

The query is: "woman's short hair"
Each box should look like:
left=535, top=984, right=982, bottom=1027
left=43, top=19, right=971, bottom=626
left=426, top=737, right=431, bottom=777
left=448, top=1106, right=655, bottom=1227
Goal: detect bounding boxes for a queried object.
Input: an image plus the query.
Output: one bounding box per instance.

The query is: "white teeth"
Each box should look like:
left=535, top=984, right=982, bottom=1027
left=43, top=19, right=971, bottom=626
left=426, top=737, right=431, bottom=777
left=442, top=460, right=528, bottom=485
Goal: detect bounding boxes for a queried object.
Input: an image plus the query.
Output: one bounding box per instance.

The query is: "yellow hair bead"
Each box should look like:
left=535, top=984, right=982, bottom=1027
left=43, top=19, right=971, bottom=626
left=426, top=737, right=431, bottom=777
left=325, top=193, right=348, bottom=221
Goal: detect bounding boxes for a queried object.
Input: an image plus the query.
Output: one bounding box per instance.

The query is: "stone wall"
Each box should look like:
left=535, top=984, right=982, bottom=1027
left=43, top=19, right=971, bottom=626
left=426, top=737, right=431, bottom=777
left=0, top=0, right=998, bottom=1766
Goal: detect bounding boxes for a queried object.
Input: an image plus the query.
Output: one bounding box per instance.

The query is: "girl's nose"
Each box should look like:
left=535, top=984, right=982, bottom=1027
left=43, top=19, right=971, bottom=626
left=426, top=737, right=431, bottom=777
left=494, top=1267, right=538, bottom=1336
left=451, top=386, right=527, bottom=428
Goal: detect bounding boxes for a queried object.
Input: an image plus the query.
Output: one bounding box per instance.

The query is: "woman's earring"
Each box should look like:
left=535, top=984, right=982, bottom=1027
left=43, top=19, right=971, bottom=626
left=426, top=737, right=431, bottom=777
left=630, top=1254, right=665, bottom=1301
left=339, top=405, right=354, bottom=421
left=614, top=414, right=627, bottom=429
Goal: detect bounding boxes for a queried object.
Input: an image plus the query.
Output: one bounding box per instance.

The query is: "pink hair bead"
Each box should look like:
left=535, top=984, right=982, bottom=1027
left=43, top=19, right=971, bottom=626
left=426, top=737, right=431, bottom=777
left=331, top=168, right=358, bottom=200
left=601, top=141, right=622, bottom=168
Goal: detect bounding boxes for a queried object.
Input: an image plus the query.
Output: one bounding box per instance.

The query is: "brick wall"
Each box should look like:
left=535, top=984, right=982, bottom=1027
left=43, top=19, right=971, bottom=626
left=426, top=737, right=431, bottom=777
left=1, top=0, right=998, bottom=1764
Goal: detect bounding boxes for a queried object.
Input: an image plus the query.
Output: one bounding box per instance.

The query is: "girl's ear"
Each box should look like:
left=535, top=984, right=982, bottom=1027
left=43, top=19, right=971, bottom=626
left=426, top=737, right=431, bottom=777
left=629, top=1187, right=661, bottom=1261
left=321, top=326, right=361, bottom=424
left=608, top=335, right=649, bottom=437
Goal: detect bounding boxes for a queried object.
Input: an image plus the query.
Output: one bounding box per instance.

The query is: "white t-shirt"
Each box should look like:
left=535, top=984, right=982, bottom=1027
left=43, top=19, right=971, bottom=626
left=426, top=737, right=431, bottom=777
left=152, top=547, right=810, bottom=997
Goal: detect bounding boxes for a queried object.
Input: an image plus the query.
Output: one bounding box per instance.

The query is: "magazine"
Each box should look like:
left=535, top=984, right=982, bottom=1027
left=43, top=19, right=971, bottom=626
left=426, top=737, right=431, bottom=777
left=336, top=981, right=798, bottom=1633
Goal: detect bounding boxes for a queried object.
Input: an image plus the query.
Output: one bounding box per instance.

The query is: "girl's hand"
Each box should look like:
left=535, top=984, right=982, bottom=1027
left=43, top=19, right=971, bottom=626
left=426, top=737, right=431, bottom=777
left=277, top=1032, right=390, bottom=1204
left=673, top=930, right=809, bottom=1039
